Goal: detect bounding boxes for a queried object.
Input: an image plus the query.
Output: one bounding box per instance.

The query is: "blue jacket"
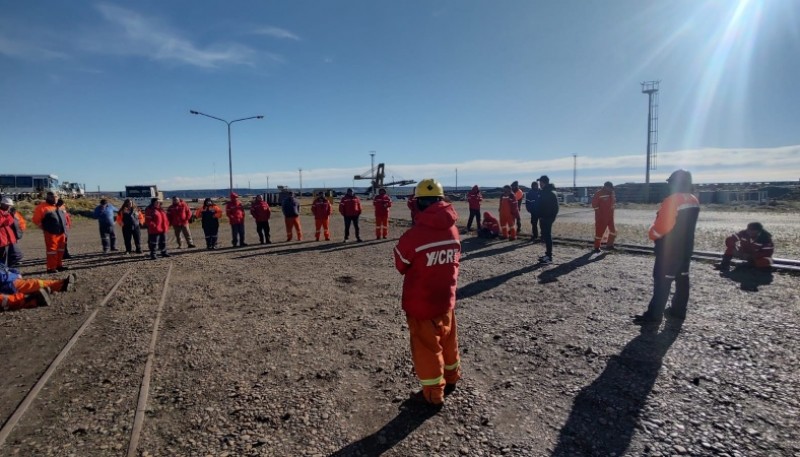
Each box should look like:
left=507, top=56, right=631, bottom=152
left=525, top=189, right=541, bottom=215
left=281, top=197, right=300, bottom=218
left=93, top=204, right=118, bottom=226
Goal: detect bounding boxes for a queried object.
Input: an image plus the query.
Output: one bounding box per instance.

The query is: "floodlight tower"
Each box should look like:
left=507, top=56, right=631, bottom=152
left=641, top=81, right=660, bottom=202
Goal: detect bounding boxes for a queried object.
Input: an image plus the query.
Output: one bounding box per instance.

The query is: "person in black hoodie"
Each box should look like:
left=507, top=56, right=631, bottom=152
left=525, top=181, right=542, bottom=241
left=534, top=175, right=559, bottom=264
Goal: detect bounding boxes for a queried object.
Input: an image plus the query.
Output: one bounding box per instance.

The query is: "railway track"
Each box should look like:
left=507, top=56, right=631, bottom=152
left=0, top=264, right=175, bottom=456
left=551, top=236, right=800, bottom=273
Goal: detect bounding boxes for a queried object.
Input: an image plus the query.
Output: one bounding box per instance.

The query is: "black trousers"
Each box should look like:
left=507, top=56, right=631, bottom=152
left=256, top=221, right=271, bottom=243
left=344, top=215, right=360, bottom=240
left=540, top=216, right=555, bottom=257
left=99, top=223, right=116, bottom=251
left=466, top=209, right=481, bottom=230
left=122, top=225, right=142, bottom=252
left=203, top=223, right=219, bottom=248
left=530, top=215, right=540, bottom=238
left=230, top=223, right=245, bottom=246
left=148, top=233, right=166, bottom=255
left=645, top=274, right=690, bottom=318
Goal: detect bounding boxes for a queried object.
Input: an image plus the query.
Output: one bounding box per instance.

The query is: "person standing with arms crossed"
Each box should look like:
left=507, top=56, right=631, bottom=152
left=393, top=179, right=462, bottom=406
left=373, top=188, right=392, bottom=239
left=32, top=191, right=69, bottom=273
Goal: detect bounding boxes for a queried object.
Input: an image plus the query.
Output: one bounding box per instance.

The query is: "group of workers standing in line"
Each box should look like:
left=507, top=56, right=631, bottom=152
left=0, top=171, right=782, bottom=409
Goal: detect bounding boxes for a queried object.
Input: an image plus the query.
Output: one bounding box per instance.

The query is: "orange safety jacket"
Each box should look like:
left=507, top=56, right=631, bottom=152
left=591, top=188, right=615, bottom=218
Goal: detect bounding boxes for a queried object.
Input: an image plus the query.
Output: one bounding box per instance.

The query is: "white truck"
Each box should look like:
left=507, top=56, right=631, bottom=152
left=125, top=185, right=165, bottom=207
left=60, top=182, right=86, bottom=198
left=0, top=174, right=60, bottom=200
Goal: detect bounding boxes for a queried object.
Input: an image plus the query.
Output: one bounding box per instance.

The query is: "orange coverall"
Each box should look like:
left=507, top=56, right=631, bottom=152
left=498, top=195, right=520, bottom=240
left=373, top=193, right=392, bottom=239
left=591, top=188, right=616, bottom=249
left=32, top=202, right=68, bottom=271
left=1, top=277, right=66, bottom=311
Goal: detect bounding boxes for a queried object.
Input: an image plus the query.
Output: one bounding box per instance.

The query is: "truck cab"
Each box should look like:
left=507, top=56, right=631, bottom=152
left=125, top=185, right=164, bottom=207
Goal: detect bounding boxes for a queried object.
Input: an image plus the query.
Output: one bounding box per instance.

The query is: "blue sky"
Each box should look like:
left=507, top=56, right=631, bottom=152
left=2, top=0, right=799, bottom=191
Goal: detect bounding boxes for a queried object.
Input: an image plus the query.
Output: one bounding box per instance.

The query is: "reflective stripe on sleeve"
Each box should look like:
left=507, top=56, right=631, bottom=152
left=394, top=247, right=411, bottom=265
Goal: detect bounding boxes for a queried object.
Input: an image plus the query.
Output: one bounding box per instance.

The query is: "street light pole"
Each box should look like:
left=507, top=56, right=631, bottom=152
left=190, top=110, right=264, bottom=196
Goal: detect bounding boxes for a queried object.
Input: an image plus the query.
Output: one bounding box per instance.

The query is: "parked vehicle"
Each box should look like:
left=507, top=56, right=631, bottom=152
left=125, top=185, right=165, bottom=207
left=0, top=174, right=60, bottom=200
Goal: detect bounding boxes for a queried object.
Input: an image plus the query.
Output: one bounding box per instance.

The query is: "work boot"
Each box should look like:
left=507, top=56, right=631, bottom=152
left=717, top=255, right=732, bottom=272
left=160, top=251, right=171, bottom=258
left=664, top=307, right=686, bottom=321
left=64, top=273, right=77, bottom=292
left=150, top=253, right=157, bottom=260
left=188, top=243, right=196, bottom=248
left=57, top=266, right=69, bottom=272
left=633, top=313, right=662, bottom=325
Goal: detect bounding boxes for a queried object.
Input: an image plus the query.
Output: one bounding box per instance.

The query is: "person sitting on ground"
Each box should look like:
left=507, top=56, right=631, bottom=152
left=719, top=222, right=774, bottom=272
left=1, top=264, right=76, bottom=311
left=478, top=211, right=500, bottom=239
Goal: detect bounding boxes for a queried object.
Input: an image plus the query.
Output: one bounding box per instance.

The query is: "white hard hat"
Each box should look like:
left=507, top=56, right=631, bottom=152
left=0, top=197, right=14, bottom=206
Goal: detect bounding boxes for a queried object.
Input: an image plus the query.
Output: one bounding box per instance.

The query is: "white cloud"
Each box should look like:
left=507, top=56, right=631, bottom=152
left=89, top=3, right=257, bottom=68
left=252, top=26, right=300, bottom=41
left=153, top=145, right=800, bottom=190
left=0, top=33, right=69, bottom=60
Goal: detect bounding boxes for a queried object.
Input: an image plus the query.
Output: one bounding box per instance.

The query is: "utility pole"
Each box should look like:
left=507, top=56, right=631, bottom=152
left=455, top=168, right=458, bottom=192
left=572, top=154, right=577, bottom=190
left=641, top=81, right=660, bottom=203
left=299, top=168, right=303, bottom=197
left=370, top=151, right=376, bottom=198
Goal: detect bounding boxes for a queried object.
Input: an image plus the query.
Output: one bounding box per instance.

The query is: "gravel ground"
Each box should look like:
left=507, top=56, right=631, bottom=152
left=1, top=202, right=798, bottom=456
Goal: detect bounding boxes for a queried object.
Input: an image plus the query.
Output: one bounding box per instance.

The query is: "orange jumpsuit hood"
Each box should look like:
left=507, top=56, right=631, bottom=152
left=415, top=201, right=458, bottom=230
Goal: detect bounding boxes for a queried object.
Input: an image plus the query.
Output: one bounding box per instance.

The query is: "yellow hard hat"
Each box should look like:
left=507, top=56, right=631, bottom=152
left=416, top=179, right=444, bottom=198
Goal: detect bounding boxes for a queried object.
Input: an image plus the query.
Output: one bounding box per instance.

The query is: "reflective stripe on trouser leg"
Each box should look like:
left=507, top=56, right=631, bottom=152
left=407, top=309, right=459, bottom=403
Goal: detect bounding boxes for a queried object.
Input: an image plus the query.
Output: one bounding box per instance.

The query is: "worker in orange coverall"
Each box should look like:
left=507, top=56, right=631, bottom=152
left=498, top=185, right=520, bottom=240
left=393, top=179, right=462, bottom=406
left=719, top=222, right=774, bottom=271
left=1, top=265, right=76, bottom=312
left=311, top=192, right=332, bottom=241
left=32, top=191, right=69, bottom=273
left=478, top=211, right=500, bottom=239
left=373, top=188, right=392, bottom=239
left=591, top=181, right=617, bottom=253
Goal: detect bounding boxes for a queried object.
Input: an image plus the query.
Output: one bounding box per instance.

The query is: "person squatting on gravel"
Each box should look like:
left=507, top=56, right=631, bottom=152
left=465, top=185, right=483, bottom=232
left=534, top=175, right=559, bottom=264
left=1, top=263, right=76, bottom=311
left=311, top=192, right=332, bottom=241
left=196, top=198, right=222, bottom=249
left=93, top=198, right=119, bottom=253
left=718, top=222, right=774, bottom=272
left=524, top=181, right=541, bottom=241
left=393, top=179, right=462, bottom=406
left=499, top=185, right=520, bottom=241
left=0, top=197, right=25, bottom=267
left=32, top=191, right=69, bottom=273
left=339, top=188, right=363, bottom=242
left=634, top=169, right=700, bottom=325
left=373, top=188, right=392, bottom=239
left=250, top=195, right=272, bottom=244
left=281, top=191, right=303, bottom=242
left=167, top=197, right=196, bottom=249
left=144, top=198, right=171, bottom=260
left=226, top=192, right=247, bottom=247
left=116, top=199, right=144, bottom=254
left=591, top=181, right=617, bottom=253
left=478, top=211, right=500, bottom=239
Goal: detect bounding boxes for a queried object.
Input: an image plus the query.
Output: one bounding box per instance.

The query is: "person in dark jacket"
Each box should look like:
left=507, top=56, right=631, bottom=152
left=32, top=192, right=69, bottom=273
left=93, top=199, right=119, bottom=253
left=195, top=198, right=222, bottom=249
left=281, top=191, right=303, bottom=242
left=524, top=181, right=542, bottom=241
left=115, top=199, right=144, bottom=254
left=634, top=169, right=700, bottom=324
left=56, top=198, right=73, bottom=259
left=534, top=175, right=559, bottom=263
left=250, top=195, right=272, bottom=244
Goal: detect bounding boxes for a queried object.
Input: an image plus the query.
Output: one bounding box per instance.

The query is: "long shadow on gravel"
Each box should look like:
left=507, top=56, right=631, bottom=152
left=457, top=263, right=547, bottom=300
left=551, top=321, right=683, bottom=457
left=538, top=251, right=605, bottom=284
left=460, top=239, right=526, bottom=262
left=329, top=399, right=440, bottom=456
